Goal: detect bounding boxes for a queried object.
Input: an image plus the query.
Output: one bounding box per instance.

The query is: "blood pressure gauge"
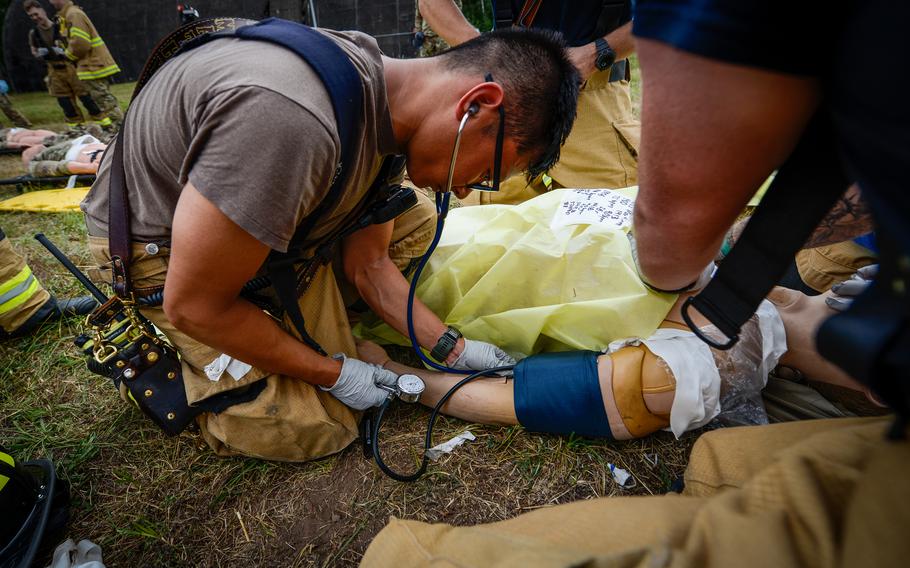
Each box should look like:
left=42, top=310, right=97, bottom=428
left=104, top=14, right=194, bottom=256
left=378, top=373, right=426, bottom=403
left=396, top=374, right=425, bottom=403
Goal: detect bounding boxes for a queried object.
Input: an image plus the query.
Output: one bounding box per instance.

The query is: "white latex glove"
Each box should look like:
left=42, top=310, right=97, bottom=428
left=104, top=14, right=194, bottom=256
left=451, top=339, right=516, bottom=371
left=36, top=47, right=49, bottom=58
left=826, top=264, right=878, bottom=312
left=321, top=354, right=399, bottom=410
left=52, top=46, right=66, bottom=56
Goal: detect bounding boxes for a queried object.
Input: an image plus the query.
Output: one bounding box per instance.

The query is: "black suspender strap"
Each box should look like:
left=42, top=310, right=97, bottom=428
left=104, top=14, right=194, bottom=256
left=681, top=112, right=849, bottom=349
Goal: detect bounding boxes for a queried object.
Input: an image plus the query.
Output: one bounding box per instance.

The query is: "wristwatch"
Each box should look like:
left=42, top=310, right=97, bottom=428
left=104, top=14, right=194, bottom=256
left=430, top=327, right=462, bottom=362
left=594, top=37, right=617, bottom=72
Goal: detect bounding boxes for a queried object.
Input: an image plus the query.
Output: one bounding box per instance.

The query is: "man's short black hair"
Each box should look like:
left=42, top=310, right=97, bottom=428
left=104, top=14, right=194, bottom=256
left=438, top=27, right=580, bottom=179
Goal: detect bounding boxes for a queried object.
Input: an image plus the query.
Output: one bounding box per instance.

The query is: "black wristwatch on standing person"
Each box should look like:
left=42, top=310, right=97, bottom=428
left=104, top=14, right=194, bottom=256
left=594, top=37, right=617, bottom=71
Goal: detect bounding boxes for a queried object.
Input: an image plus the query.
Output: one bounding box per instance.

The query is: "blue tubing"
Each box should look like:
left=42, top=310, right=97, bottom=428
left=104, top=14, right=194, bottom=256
left=405, top=191, right=473, bottom=374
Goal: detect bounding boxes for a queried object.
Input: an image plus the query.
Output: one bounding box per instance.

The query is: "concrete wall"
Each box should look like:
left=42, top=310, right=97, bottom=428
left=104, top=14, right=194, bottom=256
left=3, top=0, right=416, bottom=92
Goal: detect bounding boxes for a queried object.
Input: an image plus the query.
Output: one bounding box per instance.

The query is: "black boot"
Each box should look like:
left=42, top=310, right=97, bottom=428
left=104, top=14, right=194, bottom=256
left=2, top=295, right=97, bottom=339
left=56, top=296, right=98, bottom=316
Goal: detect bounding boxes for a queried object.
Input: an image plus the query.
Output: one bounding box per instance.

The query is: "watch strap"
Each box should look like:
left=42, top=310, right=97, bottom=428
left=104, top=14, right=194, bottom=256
left=430, top=327, right=462, bottom=361
left=594, top=37, right=615, bottom=71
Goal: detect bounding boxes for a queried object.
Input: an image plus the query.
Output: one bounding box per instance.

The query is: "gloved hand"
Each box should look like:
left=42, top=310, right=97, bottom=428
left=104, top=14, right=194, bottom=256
left=36, top=47, right=50, bottom=58
left=0, top=80, right=8, bottom=95
left=52, top=46, right=66, bottom=56
left=826, top=264, right=878, bottom=312
left=321, top=353, right=399, bottom=410
left=451, top=339, right=516, bottom=371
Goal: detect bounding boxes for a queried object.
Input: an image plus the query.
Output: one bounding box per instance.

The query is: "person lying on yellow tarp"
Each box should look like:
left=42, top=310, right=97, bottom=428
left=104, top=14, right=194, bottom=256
left=357, top=188, right=885, bottom=440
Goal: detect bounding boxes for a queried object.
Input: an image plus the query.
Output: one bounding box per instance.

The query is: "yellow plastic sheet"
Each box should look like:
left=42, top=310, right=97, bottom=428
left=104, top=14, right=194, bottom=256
left=360, top=188, right=676, bottom=358
left=0, top=188, right=89, bottom=212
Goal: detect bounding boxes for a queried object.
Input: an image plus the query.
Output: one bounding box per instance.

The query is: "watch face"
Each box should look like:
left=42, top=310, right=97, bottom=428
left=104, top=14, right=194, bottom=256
left=397, top=374, right=426, bottom=396
left=597, top=52, right=615, bottom=71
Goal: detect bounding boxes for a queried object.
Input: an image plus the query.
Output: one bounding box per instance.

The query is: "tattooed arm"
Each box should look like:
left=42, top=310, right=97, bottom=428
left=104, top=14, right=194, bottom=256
left=803, top=184, right=872, bottom=248
left=723, top=184, right=872, bottom=256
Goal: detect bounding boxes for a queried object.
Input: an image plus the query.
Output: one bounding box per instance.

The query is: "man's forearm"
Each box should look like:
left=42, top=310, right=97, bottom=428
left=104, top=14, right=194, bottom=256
left=418, top=0, right=480, bottom=46
left=724, top=184, right=873, bottom=253
left=804, top=184, right=872, bottom=248
left=351, top=256, right=447, bottom=350
left=605, top=22, right=634, bottom=60
left=165, top=295, right=341, bottom=387
left=568, top=22, right=634, bottom=82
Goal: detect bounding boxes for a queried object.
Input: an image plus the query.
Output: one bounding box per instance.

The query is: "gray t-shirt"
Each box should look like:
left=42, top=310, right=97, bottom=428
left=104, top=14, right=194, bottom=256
left=82, top=30, right=397, bottom=253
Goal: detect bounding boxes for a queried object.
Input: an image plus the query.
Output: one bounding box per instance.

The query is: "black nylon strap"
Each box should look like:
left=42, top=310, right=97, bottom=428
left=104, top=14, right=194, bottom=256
left=682, top=112, right=849, bottom=349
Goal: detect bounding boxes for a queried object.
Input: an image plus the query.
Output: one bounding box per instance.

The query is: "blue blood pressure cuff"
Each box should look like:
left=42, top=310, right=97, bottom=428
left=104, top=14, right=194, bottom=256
left=513, top=350, right=614, bottom=439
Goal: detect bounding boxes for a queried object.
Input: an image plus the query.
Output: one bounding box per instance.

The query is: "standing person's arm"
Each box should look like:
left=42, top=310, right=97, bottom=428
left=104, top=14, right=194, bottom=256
left=631, top=38, right=820, bottom=291
left=28, top=30, right=41, bottom=58
left=568, top=22, right=634, bottom=81
left=62, top=12, right=91, bottom=61
left=418, top=0, right=480, bottom=46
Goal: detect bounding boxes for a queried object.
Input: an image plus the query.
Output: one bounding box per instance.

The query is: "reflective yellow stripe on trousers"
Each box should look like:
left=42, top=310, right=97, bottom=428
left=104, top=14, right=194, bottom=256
left=0, top=266, right=40, bottom=316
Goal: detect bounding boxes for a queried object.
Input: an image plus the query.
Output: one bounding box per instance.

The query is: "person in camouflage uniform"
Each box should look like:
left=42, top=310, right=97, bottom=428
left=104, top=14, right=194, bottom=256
left=23, top=135, right=105, bottom=177
left=0, top=80, right=32, bottom=128
left=50, top=0, right=123, bottom=128
left=414, top=0, right=462, bottom=56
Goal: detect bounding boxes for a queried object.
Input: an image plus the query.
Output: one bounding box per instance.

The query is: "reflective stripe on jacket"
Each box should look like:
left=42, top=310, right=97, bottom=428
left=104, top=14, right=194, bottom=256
left=58, top=1, right=120, bottom=80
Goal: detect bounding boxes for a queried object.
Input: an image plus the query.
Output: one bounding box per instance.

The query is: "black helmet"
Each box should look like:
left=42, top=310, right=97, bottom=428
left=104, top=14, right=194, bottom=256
left=0, top=447, right=69, bottom=568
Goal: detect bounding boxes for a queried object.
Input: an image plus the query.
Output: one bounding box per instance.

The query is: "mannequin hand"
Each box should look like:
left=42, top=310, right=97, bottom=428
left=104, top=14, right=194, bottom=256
left=323, top=354, right=399, bottom=410
left=451, top=339, right=516, bottom=371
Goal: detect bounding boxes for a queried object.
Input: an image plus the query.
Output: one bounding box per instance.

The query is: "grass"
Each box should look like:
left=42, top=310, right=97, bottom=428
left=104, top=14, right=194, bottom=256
left=4, top=82, right=133, bottom=132
left=0, top=71, right=695, bottom=567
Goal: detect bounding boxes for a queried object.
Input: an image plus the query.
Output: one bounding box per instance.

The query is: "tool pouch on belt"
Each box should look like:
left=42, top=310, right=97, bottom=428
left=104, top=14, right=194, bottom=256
left=76, top=296, right=196, bottom=436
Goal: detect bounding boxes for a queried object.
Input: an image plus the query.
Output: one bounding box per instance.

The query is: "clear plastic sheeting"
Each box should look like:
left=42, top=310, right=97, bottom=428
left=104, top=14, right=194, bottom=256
left=708, top=300, right=788, bottom=427
left=359, top=188, right=676, bottom=358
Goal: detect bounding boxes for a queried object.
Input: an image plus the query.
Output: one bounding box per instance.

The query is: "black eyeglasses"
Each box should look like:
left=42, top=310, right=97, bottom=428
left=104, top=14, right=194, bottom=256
left=465, top=73, right=505, bottom=192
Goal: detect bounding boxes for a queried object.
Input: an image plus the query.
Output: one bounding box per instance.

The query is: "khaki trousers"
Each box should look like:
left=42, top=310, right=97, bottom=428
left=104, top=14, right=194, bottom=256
left=796, top=240, right=877, bottom=293
left=87, top=192, right=435, bottom=462
left=461, top=71, right=639, bottom=206
left=362, top=416, right=909, bottom=567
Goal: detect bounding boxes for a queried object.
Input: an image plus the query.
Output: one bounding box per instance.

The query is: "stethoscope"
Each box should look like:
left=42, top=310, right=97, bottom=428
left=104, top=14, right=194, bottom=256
left=367, top=103, right=515, bottom=482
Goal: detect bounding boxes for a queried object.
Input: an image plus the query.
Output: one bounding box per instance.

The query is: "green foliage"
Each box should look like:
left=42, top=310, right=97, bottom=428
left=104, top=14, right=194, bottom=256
left=462, top=0, right=493, bottom=32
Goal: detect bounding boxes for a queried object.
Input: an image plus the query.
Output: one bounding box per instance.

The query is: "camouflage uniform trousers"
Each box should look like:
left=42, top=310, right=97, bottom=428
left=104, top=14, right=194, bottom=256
left=28, top=139, right=79, bottom=177
left=84, top=78, right=123, bottom=128
left=414, top=0, right=461, bottom=57
left=0, top=94, right=32, bottom=128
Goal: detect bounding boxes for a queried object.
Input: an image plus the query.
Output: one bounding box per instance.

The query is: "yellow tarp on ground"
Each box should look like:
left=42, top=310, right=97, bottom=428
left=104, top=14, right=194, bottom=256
left=0, top=188, right=89, bottom=212
left=358, top=188, right=677, bottom=358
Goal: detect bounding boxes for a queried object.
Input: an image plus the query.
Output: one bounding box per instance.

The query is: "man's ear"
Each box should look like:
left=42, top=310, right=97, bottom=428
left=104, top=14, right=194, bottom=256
left=456, top=80, right=504, bottom=121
